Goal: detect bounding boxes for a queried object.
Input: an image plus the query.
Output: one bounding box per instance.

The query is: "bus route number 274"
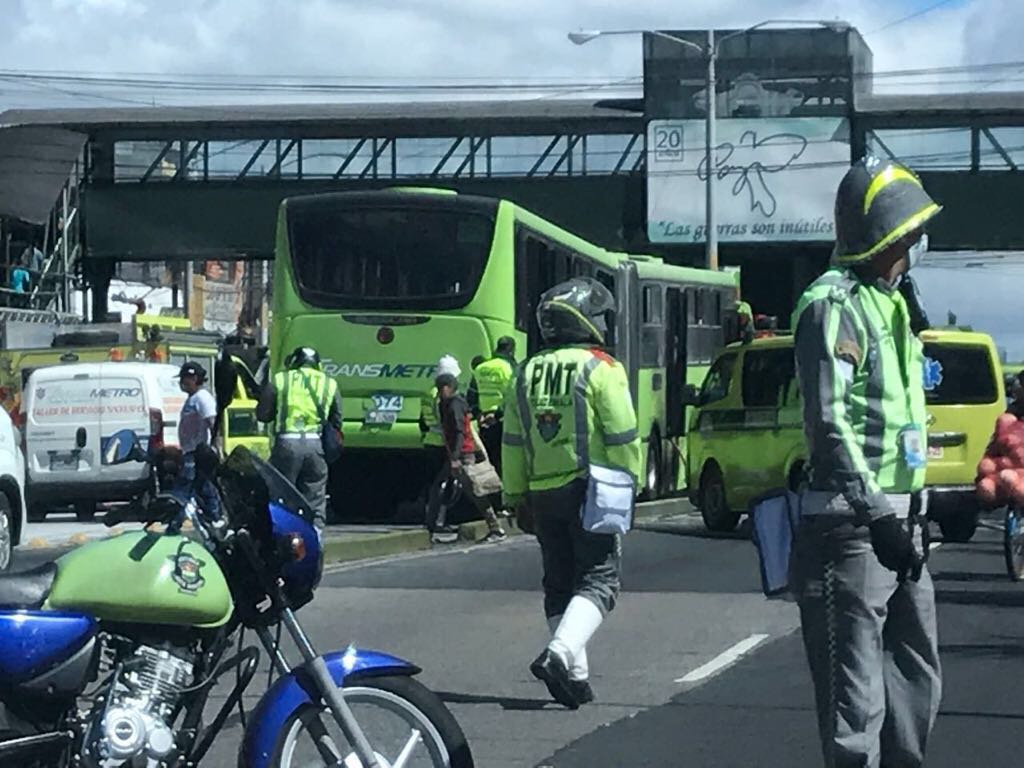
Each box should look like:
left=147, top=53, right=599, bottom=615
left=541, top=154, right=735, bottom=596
left=366, top=394, right=404, bottom=425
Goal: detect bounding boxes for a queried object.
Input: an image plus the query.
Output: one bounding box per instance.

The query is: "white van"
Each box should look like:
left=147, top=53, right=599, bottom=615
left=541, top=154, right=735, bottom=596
left=22, top=362, right=186, bottom=521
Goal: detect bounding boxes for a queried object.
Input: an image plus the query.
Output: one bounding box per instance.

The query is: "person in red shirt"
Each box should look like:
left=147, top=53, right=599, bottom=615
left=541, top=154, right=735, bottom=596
left=436, top=373, right=506, bottom=543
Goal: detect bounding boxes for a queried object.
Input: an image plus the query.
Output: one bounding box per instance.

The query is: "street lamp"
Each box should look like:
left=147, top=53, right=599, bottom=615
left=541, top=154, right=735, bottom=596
left=569, top=20, right=849, bottom=271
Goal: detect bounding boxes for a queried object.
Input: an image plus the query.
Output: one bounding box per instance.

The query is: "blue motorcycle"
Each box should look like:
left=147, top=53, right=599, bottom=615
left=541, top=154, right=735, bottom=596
left=0, top=433, right=473, bottom=767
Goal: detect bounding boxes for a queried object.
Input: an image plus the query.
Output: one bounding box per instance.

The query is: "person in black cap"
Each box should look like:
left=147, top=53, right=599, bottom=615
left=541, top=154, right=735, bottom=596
left=176, top=361, right=220, bottom=517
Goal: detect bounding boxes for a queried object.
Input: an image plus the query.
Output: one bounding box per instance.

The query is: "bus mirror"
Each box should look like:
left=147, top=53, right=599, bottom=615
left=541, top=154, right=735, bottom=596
left=682, top=384, right=702, bottom=407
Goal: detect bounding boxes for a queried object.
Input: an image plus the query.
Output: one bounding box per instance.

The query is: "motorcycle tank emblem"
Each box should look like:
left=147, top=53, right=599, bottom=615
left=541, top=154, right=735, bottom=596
left=169, top=541, right=206, bottom=595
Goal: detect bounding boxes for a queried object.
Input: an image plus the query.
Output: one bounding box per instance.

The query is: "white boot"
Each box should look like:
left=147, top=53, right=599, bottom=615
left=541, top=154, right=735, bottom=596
left=547, top=614, right=589, bottom=681
left=548, top=597, right=602, bottom=678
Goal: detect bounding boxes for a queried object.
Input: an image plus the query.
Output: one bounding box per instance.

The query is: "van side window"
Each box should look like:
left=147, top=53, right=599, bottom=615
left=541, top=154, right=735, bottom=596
left=701, top=353, right=736, bottom=405
left=742, top=348, right=795, bottom=408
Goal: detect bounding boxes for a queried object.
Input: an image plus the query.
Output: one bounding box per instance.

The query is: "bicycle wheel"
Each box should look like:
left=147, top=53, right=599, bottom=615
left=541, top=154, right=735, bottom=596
left=1004, top=506, right=1024, bottom=581
left=271, top=674, right=473, bottom=768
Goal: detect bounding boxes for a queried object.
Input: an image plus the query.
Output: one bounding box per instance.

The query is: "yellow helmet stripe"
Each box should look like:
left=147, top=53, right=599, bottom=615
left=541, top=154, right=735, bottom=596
left=862, top=165, right=923, bottom=216
left=835, top=202, right=941, bottom=264
left=548, top=299, right=604, bottom=342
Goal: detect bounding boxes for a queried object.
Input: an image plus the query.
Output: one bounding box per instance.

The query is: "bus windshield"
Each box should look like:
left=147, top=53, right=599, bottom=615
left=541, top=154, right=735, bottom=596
left=287, top=203, right=495, bottom=311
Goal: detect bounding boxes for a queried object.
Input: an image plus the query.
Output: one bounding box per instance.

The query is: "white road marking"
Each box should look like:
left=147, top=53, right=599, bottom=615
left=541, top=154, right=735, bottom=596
left=675, top=633, right=770, bottom=684
left=930, top=541, right=942, bottom=551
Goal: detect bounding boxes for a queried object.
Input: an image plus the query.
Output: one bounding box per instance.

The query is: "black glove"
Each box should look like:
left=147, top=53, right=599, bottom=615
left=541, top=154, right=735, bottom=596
left=869, top=515, right=923, bottom=581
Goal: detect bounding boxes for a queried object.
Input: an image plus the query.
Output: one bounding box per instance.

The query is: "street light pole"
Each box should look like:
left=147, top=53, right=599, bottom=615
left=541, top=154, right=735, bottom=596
left=568, top=20, right=848, bottom=273
left=704, top=27, right=718, bottom=271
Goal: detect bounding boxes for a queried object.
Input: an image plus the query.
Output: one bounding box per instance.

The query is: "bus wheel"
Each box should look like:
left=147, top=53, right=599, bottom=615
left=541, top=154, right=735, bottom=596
left=641, top=433, right=662, bottom=501
left=699, top=464, right=739, bottom=533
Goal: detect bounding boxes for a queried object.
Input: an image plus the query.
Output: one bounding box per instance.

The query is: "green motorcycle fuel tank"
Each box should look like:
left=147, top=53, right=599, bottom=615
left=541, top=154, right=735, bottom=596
left=45, top=532, right=233, bottom=628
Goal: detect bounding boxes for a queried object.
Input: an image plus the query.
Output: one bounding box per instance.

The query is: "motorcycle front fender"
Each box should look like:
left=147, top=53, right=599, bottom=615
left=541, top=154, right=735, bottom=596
left=238, top=647, right=420, bottom=768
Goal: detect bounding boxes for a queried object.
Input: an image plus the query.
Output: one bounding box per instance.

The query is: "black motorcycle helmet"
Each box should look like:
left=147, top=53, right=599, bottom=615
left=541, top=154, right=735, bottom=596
left=536, top=277, right=615, bottom=346
left=286, top=346, right=321, bottom=370
left=833, top=156, right=941, bottom=265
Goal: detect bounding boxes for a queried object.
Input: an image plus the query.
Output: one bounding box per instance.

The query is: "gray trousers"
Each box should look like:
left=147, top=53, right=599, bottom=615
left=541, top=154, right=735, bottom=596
left=791, top=517, right=941, bottom=768
left=530, top=479, right=621, bottom=618
left=271, top=438, right=329, bottom=528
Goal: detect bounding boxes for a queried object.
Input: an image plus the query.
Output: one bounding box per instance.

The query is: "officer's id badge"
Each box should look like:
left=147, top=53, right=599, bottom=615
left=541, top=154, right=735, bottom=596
left=898, top=424, right=926, bottom=470
left=536, top=412, right=562, bottom=442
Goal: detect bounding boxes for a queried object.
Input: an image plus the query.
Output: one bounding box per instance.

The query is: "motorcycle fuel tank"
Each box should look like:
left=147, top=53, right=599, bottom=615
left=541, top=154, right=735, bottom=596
left=46, top=532, right=232, bottom=628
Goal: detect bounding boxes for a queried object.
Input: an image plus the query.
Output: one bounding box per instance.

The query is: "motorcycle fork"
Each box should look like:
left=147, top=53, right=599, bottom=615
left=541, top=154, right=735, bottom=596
left=255, top=610, right=381, bottom=768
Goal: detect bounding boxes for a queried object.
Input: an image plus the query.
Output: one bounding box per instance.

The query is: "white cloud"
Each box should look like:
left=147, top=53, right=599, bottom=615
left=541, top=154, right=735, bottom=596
left=0, top=0, right=1002, bottom=108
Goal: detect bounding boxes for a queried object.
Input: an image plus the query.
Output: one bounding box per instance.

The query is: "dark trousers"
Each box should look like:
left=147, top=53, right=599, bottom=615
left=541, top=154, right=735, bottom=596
left=424, top=445, right=449, bottom=531
left=479, top=417, right=503, bottom=476
left=173, top=453, right=221, bottom=520
left=530, top=479, right=621, bottom=618
left=271, top=437, right=329, bottom=528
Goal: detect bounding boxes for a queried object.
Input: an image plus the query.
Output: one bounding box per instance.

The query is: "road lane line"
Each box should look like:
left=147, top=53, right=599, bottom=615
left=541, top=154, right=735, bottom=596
left=675, top=633, right=770, bottom=684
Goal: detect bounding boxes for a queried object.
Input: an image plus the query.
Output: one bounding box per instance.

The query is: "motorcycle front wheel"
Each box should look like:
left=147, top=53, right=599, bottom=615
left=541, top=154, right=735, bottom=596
left=271, top=674, right=473, bottom=768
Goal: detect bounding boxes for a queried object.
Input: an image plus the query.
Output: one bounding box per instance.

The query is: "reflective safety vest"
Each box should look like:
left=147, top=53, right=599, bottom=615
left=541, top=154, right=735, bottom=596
left=420, top=386, right=444, bottom=447
left=792, top=268, right=927, bottom=515
left=501, top=346, right=642, bottom=500
left=474, top=356, right=514, bottom=415
left=274, top=368, right=337, bottom=435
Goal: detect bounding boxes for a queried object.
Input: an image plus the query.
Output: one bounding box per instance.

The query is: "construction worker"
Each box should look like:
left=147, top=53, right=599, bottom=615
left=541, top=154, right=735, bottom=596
left=468, top=336, right=517, bottom=475
left=791, top=156, right=942, bottom=768
left=256, top=346, right=342, bottom=528
left=502, top=277, right=641, bottom=709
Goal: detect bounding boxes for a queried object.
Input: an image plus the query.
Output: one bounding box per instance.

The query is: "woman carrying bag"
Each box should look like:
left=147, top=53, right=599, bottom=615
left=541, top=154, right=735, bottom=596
left=436, top=372, right=507, bottom=543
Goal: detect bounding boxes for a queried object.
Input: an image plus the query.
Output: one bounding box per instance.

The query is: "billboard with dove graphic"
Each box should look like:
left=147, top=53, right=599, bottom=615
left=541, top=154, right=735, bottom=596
left=646, top=117, right=850, bottom=244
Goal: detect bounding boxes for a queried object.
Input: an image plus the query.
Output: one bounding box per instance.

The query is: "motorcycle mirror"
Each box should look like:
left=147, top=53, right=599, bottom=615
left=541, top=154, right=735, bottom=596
left=101, top=429, right=147, bottom=466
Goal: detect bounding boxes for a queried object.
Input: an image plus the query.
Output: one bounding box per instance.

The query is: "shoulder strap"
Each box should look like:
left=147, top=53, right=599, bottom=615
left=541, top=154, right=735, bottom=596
left=299, top=371, right=329, bottom=423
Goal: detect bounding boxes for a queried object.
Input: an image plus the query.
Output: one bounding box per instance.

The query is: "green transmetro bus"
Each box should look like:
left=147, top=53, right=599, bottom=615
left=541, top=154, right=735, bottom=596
left=270, top=188, right=738, bottom=508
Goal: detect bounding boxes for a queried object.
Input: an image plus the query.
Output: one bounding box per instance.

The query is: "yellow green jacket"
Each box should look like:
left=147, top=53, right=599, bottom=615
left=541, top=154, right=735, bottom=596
left=501, top=346, right=641, bottom=504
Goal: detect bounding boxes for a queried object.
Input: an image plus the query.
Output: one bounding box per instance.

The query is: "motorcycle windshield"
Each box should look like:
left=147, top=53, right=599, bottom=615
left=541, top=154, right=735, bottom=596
left=219, top=446, right=315, bottom=525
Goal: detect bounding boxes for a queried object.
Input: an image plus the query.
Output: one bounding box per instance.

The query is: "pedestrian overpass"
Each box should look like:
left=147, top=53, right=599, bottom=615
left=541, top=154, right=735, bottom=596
left=2, top=90, right=1024, bottom=318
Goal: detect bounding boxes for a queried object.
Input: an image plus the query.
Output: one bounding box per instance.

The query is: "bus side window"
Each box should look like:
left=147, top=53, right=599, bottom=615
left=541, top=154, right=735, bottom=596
left=640, top=284, right=664, bottom=367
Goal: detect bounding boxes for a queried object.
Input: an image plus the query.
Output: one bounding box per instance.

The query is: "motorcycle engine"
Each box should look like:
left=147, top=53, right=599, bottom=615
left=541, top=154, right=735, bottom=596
left=84, top=643, right=195, bottom=767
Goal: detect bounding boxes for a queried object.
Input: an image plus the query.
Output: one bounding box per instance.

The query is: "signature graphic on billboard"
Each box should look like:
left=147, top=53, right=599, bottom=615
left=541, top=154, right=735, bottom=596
left=697, top=130, right=809, bottom=218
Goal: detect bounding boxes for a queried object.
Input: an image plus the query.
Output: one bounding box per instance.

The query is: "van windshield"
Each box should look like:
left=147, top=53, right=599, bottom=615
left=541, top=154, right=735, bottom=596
left=922, top=343, right=999, bottom=405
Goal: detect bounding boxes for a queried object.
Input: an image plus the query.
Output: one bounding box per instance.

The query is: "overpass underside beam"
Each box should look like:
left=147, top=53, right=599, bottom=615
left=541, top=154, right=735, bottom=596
left=110, top=132, right=645, bottom=183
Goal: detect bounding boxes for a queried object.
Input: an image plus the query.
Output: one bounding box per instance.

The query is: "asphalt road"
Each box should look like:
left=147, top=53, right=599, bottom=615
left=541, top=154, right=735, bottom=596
left=15, top=511, right=1024, bottom=766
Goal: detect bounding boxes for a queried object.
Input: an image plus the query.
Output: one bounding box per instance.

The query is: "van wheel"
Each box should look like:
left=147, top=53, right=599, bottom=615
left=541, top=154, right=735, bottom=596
left=0, top=494, right=13, bottom=572
left=75, top=502, right=97, bottom=523
left=700, top=464, right=740, bottom=533
left=641, top=433, right=662, bottom=501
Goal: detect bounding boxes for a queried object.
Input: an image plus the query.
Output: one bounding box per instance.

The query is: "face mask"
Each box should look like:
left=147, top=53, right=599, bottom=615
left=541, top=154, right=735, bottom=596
left=907, top=233, right=929, bottom=270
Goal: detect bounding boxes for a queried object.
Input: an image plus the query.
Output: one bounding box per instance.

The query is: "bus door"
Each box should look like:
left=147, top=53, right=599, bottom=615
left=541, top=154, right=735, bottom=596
left=665, top=286, right=688, bottom=437
left=615, top=260, right=640, bottom=410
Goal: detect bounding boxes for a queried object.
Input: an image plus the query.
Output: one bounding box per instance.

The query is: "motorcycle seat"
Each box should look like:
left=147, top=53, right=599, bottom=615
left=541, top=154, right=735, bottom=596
left=0, top=562, right=58, bottom=609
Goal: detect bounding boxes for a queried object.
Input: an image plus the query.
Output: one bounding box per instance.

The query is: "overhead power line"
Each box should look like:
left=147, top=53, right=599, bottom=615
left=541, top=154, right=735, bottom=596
left=867, top=0, right=967, bottom=35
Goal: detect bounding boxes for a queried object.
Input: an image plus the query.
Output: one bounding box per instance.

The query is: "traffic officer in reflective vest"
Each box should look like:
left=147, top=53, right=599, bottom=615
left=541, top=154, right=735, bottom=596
left=502, top=277, right=641, bottom=709
left=468, top=336, right=517, bottom=475
left=257, top=346, right=342, bottom=528
left=791, top=157, right=942, bottom=768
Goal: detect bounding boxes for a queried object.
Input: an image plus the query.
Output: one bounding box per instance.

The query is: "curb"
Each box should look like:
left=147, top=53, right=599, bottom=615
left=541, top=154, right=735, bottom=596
left=319, top=517, right=526, bottom=566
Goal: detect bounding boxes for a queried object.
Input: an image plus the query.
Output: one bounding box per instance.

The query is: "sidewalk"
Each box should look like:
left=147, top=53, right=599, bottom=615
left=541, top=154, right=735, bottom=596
left=16, top=516, right=528, bottom=568
left=16, top=496, right=697, bottom=569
